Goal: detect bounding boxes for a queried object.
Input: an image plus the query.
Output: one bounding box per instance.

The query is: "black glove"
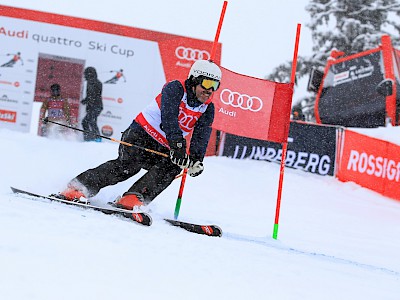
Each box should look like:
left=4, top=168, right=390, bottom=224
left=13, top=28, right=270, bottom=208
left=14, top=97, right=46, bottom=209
left=188, top=160, right=204, bottom=177
left=169, top=138, right=190, bottom=168
left=81, top=99, right=88, bottom=105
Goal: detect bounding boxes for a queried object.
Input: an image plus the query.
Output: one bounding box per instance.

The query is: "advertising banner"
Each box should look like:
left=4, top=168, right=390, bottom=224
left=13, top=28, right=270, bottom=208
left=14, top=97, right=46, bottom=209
left=220, top=121, right=337, bottom=176
left=337, top=130, right=400, bottom=201
left=0, top=5, right=221, bottom=140
left=212, top=67, right=293, bottom=143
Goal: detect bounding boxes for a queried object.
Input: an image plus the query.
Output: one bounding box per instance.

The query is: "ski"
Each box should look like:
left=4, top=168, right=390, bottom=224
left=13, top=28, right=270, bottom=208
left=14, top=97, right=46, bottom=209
left=10, top=187, right=222, bottom=236
left=164, top=218, right=222, bottom=237
left=10, top=187, right=152, bottom=226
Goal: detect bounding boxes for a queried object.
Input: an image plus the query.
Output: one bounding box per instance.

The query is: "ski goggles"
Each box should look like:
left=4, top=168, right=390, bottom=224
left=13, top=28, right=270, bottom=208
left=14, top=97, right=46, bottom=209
left=196, top=77, right=220, bottom=91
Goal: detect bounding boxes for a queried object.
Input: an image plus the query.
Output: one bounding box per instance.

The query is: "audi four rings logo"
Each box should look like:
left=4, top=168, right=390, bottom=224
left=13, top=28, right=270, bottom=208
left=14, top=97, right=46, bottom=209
left=178, top=110, right=198, bottom=130
left=175, top=46, right=210, bottom=61
left=220, top=89, right=263, bottom=112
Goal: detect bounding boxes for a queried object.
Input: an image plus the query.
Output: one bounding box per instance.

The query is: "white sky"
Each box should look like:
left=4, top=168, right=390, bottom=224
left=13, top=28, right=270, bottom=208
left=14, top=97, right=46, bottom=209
left=0, top=0, right=313, bottom=80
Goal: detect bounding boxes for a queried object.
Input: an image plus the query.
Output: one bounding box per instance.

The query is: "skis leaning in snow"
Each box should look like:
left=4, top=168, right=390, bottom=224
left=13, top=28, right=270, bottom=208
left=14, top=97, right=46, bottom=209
left=10, top=187, right=222, bottom=237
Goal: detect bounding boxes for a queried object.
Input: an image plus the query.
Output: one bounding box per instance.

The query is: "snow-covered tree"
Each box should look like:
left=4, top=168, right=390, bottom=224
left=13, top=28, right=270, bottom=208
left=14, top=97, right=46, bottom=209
left=308, top=0, right=400, bottom=64
left=267, top=0, right=400, bottom=121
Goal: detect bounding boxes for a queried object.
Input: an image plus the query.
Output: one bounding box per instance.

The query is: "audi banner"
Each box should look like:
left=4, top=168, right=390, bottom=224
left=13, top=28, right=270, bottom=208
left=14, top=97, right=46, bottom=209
left=220, top=121, right=338, bottom=176
left=212, top=67, right=294, bottom=143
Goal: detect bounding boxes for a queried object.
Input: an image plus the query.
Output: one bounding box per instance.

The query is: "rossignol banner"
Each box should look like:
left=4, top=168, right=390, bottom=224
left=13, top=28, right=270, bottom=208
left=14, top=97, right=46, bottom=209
left=212, top=67, right=293, bottom=143
left=219, top=121, right=337, bottom=176
left=0, top=5, right=220, bottom=138
left=316, top=50, right=387, bottom=128
left=337, top=130, right=400, bottom=201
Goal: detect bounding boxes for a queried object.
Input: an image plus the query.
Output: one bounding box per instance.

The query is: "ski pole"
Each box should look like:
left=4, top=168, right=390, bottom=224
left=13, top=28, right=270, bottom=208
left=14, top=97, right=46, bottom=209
left=42, top=117, right=169, bottom=158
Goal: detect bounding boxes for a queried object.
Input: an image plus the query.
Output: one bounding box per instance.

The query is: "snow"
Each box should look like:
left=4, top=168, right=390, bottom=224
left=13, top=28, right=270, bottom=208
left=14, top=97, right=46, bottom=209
left=350, top=125, right=400, bottom=146
left=1, top=128, right=400, bottom=299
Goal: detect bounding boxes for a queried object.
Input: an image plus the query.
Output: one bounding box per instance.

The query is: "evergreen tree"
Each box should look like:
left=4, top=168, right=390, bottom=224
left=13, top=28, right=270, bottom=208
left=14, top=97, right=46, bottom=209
left=267, top=0, right=400, bottom=121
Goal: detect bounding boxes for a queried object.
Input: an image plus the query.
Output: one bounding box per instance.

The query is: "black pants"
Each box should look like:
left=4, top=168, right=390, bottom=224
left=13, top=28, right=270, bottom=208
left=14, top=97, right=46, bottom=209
left=82, top=107, right=102, bottom=141
left=74, top=123, right=181, bottom=203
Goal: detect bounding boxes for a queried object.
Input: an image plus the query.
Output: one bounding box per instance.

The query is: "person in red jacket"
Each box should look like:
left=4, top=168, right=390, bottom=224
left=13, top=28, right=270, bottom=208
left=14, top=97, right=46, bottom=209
left=1, top=52, right=24, bottom=67
left=39, top=84, right=71, bottom=137
left=104, top=69, right=126, bottom=84
left=58, top=60, right=222, bottom=209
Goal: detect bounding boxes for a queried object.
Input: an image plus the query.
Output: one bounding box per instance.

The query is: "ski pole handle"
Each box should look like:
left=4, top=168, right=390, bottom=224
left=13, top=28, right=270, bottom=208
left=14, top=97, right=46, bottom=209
left=42, top=118, right=169, bottom=158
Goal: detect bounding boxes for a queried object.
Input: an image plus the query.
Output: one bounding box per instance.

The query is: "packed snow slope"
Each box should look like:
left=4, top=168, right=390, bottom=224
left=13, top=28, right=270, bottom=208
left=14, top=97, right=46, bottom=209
left=1, top=128, right=400, bottom=300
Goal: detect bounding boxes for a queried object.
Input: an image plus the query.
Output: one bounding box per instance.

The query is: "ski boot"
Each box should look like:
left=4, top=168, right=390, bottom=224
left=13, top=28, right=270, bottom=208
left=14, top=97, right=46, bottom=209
left=52, top=188, right=90, bottom=204
left=111, top=192, right=144, bottom=211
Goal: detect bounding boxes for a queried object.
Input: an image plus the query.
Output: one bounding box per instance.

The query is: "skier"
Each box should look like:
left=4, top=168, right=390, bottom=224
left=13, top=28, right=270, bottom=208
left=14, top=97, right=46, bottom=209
left=104, top=69, right=126, bottom=84
left=81, top=67, right=103, bottom=141
left=39, top=83, right=71, bottom=137
left=1, top=52, right=24, bottom=67
left=58, top=60, right=222, bottom=210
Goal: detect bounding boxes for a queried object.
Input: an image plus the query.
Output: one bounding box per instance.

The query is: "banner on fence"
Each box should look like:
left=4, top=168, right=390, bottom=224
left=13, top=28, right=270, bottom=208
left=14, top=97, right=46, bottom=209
left=0, top=5, right=220, bottom=138
left=220, top=121, right=338, bottom=176
left=337, top=130, right=400, bottom=201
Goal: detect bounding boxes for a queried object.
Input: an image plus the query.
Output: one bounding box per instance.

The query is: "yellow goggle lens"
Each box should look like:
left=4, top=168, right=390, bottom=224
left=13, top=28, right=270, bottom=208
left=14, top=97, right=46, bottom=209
left=200, top=78, right=220, bottom=91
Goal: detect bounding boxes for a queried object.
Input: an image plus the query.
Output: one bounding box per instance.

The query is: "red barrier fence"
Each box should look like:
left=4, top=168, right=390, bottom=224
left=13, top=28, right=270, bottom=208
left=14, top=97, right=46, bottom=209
left=336, top=130, right=400, bottom=201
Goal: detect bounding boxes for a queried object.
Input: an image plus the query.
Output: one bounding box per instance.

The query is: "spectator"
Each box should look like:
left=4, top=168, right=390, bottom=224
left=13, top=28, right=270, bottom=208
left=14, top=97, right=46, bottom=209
left=81, top=67, right=103, bottom=141
left=292, top=106, right=305, bottom=121
left=39, top=83, right=71, bottom=137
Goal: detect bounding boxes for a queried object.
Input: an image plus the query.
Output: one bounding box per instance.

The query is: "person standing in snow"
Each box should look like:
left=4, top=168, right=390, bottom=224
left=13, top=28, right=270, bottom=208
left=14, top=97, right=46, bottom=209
left=81, top=67, right=103, bottom=141
left=39, top=83, right=71, bottom=137
left=58, top=60, right=222, bottom=209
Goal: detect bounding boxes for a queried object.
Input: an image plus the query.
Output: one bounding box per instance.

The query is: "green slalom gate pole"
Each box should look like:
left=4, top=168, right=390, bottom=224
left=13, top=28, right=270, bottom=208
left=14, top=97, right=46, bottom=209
left=174, top=169, right=188, bottom=219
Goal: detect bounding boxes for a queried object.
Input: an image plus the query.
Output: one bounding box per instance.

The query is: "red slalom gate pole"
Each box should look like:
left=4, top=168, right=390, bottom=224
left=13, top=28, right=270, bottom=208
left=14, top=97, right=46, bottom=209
left=174, top=1, right=228, bottom=220
left=210, top=1, right=228, bottom=62
left=272, top=24, right=301, bottom=239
